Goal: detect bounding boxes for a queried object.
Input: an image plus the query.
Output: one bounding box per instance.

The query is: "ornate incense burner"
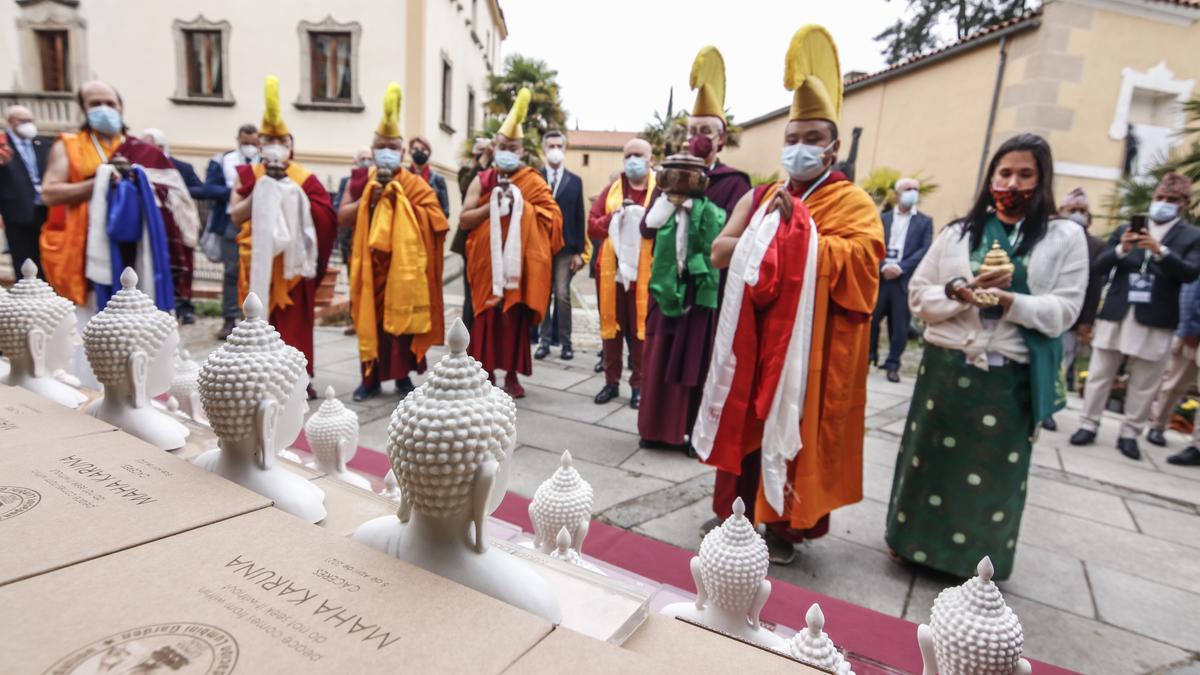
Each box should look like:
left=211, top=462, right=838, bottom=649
left=656, top=153, right=709, bottom=205
left=974, top=241, right=1014, bottom=308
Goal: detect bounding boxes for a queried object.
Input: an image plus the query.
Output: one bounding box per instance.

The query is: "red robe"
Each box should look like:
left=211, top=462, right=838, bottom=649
left=464, top=166, right=563, bottom=374
left=235, top=164, right=337, bottom=376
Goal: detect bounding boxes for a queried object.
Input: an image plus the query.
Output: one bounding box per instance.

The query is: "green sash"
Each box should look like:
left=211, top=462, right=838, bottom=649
left=647, top=197, right=725, bottom=317
left=970, top=216, right=1065, bottom=423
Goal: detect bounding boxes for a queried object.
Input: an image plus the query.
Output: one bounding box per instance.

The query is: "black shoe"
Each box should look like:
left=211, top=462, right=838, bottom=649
left=594, top=383, right=619, bottom=405
left=395, top=377, right=415, bottom=399
left=534, top=344, right=551, bottom=360
left=179, top=309, right=195, bottom=325
left=699, top=516, right=721, bottom=538
left=1167, top=446, right=1200, bottom=466
left=763, top=529, right=797, bottom=565
left=1117, top=437, right=1141, bottom=460
left=629, top=388, right=640, bottom=410
left=1147, top=428, right=1167, bottom=447
left=306, top=385, right=317, bottom=401
left=560, top=346, right=574, bottom=361
left=1041, top=416, right=1057, bottom=432
left=1069, top=429, right=1096, bottom=446
left=353, top=384, right=382, bottom=402
left=594, top=354, right=604, bottom=373
left=886, top=369, right=900, bottom=383
left=216, top=318, right=235, bottom=341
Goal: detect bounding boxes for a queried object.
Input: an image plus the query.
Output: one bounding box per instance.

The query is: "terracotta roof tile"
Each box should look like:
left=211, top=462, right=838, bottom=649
left=567, top=130, right=640, bottom=150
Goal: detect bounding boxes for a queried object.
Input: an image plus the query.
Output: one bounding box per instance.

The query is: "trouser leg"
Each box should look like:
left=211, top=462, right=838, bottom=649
left=1120, top=354, right=1173, bottom=439
left=1148, top=340, right=1197, bottom=431
left=1080, top=347, right=1123, bottom=431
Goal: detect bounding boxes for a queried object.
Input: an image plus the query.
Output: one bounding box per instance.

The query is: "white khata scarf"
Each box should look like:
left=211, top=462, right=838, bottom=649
left=488, top=183, right=524, bottom=297
left=609, top=203, right=646, bottom=289
left=248, top=175, right=317, bottom=306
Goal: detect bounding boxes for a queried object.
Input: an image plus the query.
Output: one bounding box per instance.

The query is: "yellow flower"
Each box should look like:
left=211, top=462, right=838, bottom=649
left=1079, top=371, right=1088, bottom=379
left=1182, top=399, right=1199, bottom=411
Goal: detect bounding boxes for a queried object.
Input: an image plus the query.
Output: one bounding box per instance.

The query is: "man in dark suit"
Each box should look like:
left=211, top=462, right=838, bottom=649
left=534, top=130, right=585, bottom=361
left=0, top=105, right=50, bottom=275
left=869, top=177, right=933, bottom=382
left=204, top=123, right=260, bottom=339
left=1071, top=173, right=1200, bottom=460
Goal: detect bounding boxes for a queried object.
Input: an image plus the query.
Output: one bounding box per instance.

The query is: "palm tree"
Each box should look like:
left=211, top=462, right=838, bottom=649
left=481, top=54, right=568, bottom=163
left=640, top=104, right=743, bottom=161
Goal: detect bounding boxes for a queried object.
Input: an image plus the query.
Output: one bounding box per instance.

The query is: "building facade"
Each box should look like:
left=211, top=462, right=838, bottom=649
left=0, top=0, right=507, bottom=216
left=724, top=0, right=1200, bottom=230
left=565, top=129, right=638, bottom=204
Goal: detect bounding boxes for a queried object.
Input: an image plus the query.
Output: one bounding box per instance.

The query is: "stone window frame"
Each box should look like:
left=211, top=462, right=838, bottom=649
left=1108, top=61, right=1195, bottom=141
left=14, top=0, right=87, bottom=94
left=295, top=15, right=364, bottom=112
left=170, top=15, right=235, bottom=107
left=439, top=52, right=455, bottom=135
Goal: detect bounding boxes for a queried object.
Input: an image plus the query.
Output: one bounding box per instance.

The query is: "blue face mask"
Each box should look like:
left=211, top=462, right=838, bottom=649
left=373, top=148, right=402, bottom=171
left=781, top=142, right=830, bottom=182
left=899, top=189, right=919, bottom=208
left=1149, top=200, right=1180, bottom=224
left=624, top=156, right=648, bottom=180
left=87, top=105, right=123, bottom=135
left=494, top=150, right=521, bottom=173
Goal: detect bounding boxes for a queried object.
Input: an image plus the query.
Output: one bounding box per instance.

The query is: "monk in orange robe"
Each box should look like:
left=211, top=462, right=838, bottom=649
left=459, top=88, right=562, bottom=398
left=703, top=26, right=884, bottom=564
left=338, top=83, right=449, bottom=402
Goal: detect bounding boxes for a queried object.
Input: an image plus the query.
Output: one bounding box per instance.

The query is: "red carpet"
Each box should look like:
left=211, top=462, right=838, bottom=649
left=290, top=433, right=1076, bottom=674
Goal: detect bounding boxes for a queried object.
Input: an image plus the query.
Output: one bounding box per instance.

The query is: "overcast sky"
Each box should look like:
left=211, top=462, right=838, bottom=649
left=499, top=0, right=909, bottom=131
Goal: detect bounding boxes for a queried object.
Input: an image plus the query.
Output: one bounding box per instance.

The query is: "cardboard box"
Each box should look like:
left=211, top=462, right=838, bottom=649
left=0, top=507, right=554, bottom=674
left=0, top=383, right=117, bottom=447
left=503, top=627, right=669, bottom=674
left=0, top=430, right=272, bottom=586
left=624, top=614, right=824, bottom=673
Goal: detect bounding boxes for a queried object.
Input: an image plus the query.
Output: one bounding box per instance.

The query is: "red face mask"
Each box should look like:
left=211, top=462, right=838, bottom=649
left=990, top=185, right=1036, bottom=216
left=688, top=134, right=714, bottom=159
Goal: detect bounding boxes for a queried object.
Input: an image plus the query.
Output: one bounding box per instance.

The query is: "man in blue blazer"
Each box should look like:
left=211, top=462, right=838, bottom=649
left=869, top=177, right=933, bottom=382
left=535, top=130, right=586, bottom=361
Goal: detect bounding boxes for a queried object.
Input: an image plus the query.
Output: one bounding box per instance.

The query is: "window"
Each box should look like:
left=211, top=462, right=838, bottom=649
left=36, top=30, right=69, bottom=92
left=467, top=87, right=477, bottom=137
left=471, top=0, right=479, bottom=26
left=184, top=30, right=223, bottom=98
left=440, top=57, right=454, bottom=131
left=171, top=17, right=233, bottom=106
left=583, top=153, right=590, bottom=167
left=295, top=17, right=363, bottom=111
left=310, top=32, right=352, bottom=102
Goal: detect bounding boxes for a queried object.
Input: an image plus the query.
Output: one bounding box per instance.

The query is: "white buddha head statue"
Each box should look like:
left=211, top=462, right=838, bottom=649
left=529, top=449, right=594, bottom=554
left=83, top=268, right=179, bottom=407
left=305, top=386, right=360, bottom=473
left=698, top=497, right=770, bottom=616
left=388, top=318, right=515, bottom=522
left=199, top=294, right=309, bottom=468
left=0, top=260, right=78, bottom=377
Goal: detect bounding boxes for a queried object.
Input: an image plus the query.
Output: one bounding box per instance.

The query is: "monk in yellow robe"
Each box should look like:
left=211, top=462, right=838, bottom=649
left=704, top=26, right=884, bottom=564
left=337, top=83, right=449, bottom=401
left=459, top=88, right=563, bottom=398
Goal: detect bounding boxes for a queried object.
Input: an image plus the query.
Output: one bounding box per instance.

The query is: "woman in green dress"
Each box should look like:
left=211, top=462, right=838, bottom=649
left=884, top=134, right=1089, bottom=580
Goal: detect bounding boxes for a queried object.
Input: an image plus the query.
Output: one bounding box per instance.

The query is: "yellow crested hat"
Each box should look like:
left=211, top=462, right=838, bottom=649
left=376, top=82, right=402, bottom=138
left=260, top=75, right=290, bottom=137
left=786, top=25, right=842, bottom=124
left=497, top=87, right=531, bottom=140
left=690, top=46, right=726, bottom=122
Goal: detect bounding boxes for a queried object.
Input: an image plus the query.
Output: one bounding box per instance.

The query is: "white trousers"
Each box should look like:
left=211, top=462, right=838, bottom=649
left=1080, top=346, right=1171, bottom=439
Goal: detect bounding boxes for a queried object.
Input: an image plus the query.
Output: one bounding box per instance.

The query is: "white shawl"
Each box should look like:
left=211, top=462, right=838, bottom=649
left=489, top=184, right=524, bottom=297
left=692, top=198, right=820, bottom=514
left=608, top=204, right=646, bottom=289
left=84, top=164, right=158, bottom=302
left=248, top=176, right=317, bottom=307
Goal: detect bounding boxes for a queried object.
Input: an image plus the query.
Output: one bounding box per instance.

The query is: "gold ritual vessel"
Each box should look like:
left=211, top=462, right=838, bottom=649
left=974, top=240, right=1013, bottom=307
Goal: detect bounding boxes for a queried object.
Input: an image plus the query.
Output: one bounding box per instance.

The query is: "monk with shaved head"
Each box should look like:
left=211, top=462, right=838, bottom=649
left=586, top=137, right=657, bottom=407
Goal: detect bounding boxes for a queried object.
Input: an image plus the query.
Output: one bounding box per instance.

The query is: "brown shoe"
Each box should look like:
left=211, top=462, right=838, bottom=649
left=216, top=318, right=235, bottom=341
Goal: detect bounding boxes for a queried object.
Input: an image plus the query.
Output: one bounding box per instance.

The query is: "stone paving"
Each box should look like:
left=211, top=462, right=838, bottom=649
left=177, top=272, right=1200, bottom=675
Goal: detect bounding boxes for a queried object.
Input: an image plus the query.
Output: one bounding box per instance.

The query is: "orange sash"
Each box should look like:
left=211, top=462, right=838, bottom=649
left=598, top=174, right=656, bottom=340
left=40, top=132, right=123, bottom=304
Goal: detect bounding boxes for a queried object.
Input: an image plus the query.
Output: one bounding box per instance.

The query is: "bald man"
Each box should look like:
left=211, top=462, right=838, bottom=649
left=0, top=105, right=49, bottom=275
left=586, top=137, right=656, bottom=407
left=869, top=177, right=933, bottom=382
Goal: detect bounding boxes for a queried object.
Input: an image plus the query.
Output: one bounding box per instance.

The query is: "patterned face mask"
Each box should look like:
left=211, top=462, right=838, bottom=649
left=990, top=185, right=1036, bottom=215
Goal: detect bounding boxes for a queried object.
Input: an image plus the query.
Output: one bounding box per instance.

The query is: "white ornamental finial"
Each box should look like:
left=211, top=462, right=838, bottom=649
left=788, top=603, right=855, bottom=674
left=561, top=449, right=573, bottom=470
left=732, top=495, right=745, bottom=518
left=243, top=292, right=264, bottom=321
left=21, top=258, right=37, bottom=280
left=978, top=555, right=994, bottom=582
left=447, top=316, right=469, bottom=354
left=555, top=527, right=572, bottom=555
left=324, top=385, right=336, bottom=400
left=120, top=266, right=138, bottom=290
left=806, top=603, right=825, bottom=635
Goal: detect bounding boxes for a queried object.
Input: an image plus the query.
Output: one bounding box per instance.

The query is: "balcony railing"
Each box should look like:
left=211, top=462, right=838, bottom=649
left=0, top=91, right=81, bottom=132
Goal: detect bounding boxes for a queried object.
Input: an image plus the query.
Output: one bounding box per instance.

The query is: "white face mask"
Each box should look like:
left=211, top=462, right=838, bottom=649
left=14, top=122, right=37, bottom=140
left=899, top=189, right=919, bottom=209
left=239, top=144, right=259, bottom=160
left=545, top=148, right=565, bottom=167
left=1064, top=212, right=1088, bottom=227
left=1149, top=200, right=1180, bottom=224
left=261, top=144, right=290, bottom=163
left=373, top=148, right=402, bottom=171
left=781, top=141, right=832, bottom=182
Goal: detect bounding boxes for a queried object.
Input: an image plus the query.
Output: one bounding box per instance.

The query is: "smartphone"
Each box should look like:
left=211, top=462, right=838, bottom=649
left=1130, top=214, right=1148, bottom=234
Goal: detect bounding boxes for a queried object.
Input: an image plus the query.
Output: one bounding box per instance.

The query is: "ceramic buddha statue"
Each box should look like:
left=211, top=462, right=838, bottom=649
left=787, top=603, right=855, bottom=674
left=193, top=294, right=326, bottom=523
left=352, top=318, right=562, bottom=624
left=0, top=260, right=86, bottom=408
left=529, top=449, right=594, bottom=556
left=662, top=497, right=785, bottom=651
left=918, top=556, right=1032, bottom=675
left=304, top=386, right=369, bottom=489
left=82, top=268, right=189, bottom=450
left=168, top=349, right=207, bottom=425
